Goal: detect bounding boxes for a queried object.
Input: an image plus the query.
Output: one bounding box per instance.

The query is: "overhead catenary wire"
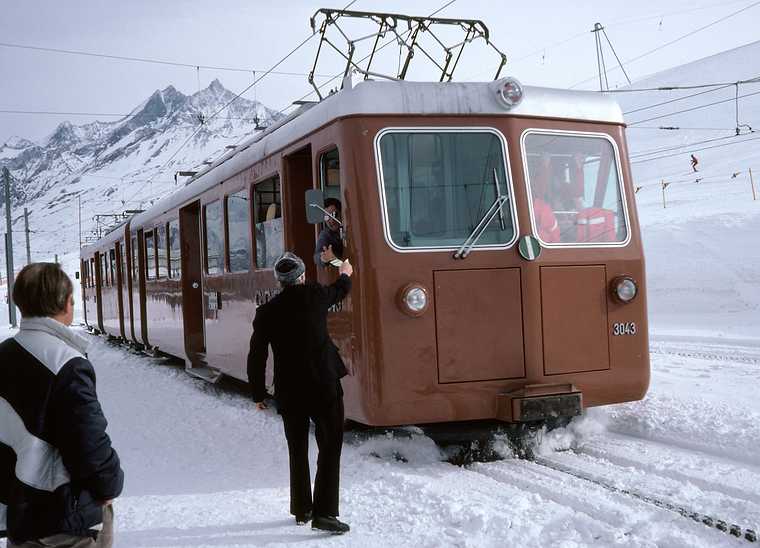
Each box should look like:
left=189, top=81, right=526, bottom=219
left=629, top=132, right=753, bottom=159
left=202, top=0, right=459, bottom=167
left=460, top=0, right=755, bottom=81
left=570, top=0, right=760, bottom=89
left=605, top=75, right=760, bottom=93
left=630, top=133, right=760, bottom=164
left=116, top=0, right=360, bottom=210
left=0, top=41, right=334, bottom=78
left=627, top=88, right=760, bottom=125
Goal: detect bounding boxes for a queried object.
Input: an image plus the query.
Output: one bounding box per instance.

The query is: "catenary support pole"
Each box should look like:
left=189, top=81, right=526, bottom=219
left=750, top=168, right=757, bottom=201
left=3, top=167, right=17, bottom=327
left=78, top=194, right=82, bottom=248
left=24, top=207, right=31, bottom=265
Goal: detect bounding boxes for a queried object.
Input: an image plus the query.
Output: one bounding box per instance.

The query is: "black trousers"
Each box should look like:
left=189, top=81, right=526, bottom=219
left=281, top=396, right=344, bottom=518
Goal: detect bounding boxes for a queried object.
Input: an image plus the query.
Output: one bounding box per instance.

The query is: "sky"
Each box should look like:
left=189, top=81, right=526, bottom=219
left=2, top=0, right=760, bottom=145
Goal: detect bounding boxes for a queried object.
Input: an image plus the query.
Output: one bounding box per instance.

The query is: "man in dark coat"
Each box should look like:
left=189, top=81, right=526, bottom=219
left=247, top=251, right=353, bottom=534
left=0, top=263, right=123, bottom=548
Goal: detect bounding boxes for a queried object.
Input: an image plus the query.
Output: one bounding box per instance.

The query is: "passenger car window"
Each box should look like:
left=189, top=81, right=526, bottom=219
left=110, top=249, right=117, bottom=286
left=131, top=236, right=138, bottom=281
left=253, top=176, right=283, bottom=269
left=120, top=243, right=127, bottom=287
left=227, top=190, right=251, bottom=272
left=101, top=254, right=108, bottom=286
left=156, top=224, right=168, bottom=278
left=168, top=219, right=181, bottom=278
left=204, top=200, right=224, bottom=275
left=319, top=149, right=341, bottom=202
left=522, top=132, right=628, bottom=245
left=145, top=231, right=155, bottom=280
left=377, top=130, right=515, bottom=250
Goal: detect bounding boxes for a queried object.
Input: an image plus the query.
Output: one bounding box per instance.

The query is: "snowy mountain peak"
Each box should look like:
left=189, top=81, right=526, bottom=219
left=0, top=79, right=282, bottom=255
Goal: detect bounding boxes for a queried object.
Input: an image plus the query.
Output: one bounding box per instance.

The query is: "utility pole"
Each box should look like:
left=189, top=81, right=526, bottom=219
left=3, top=167, right=17, bottom=327
left=24, top=207, right=31, bottom=265
left=78, top=194, right=82, bottom=248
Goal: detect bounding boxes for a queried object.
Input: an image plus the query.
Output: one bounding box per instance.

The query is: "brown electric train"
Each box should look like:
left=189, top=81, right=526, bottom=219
left=80, top=77, right=649, bottom=427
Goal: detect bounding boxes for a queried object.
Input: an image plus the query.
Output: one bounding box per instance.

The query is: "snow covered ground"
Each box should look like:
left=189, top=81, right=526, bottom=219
left=0, top=320, right=758, bottom=547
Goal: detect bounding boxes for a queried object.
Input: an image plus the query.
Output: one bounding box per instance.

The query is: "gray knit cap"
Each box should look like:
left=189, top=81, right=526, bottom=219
left=274, top=252, right=306, bottom=285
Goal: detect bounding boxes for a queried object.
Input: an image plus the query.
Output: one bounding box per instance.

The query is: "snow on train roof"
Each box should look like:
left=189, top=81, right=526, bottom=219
left=123, top=79, right=623, bottom=232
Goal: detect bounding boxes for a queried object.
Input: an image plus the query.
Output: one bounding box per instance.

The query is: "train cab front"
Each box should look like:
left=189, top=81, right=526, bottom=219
left=345, top=98, right=650, bottom=428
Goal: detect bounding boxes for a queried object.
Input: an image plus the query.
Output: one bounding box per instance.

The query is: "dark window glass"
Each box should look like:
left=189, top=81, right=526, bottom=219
left=227, top=190, right=251, bottom=272
left=156, top=224, right=168, bottom=278
left=204, top=200, right=224, bottom=275
left=120, top=243, right=127, bottom=287
left=168, top=219, right=181, bottom=278
left=110, top=249, right=117, bottom=286
left=253, top=176, right=283, bottom=269
left=378, top=131, right=515, bottom=249
left=101, top=254, right=108, bottom=286
left=319, top=148, right=341, bottom=202
left=145, top=231, right=155, bottom=280
left=131, top=236, right=138, bottom=281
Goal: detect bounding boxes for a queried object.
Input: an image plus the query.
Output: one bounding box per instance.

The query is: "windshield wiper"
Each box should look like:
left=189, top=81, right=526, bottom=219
left=453, top=190, right=510, bottom=260
left=493, top=168, right=506, bottom=231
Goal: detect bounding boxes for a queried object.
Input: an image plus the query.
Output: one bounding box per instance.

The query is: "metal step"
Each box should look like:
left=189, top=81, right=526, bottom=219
left=185, top=364, right=222, bottom=383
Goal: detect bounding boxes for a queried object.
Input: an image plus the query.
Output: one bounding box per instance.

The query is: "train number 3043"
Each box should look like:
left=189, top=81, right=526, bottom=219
left=612, top=322, right=637, bottom=336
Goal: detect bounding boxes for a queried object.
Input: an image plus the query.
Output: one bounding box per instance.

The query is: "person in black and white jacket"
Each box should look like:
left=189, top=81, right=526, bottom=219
left=0, top=263, right=123, bottom=548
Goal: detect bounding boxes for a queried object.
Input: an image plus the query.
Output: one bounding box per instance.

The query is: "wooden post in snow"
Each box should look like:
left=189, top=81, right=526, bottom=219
left=750, top=168, right=757, bottom=201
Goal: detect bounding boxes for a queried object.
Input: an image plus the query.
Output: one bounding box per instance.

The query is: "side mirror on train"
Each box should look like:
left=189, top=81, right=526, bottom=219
left=305, top=189, right=326, bottom=224
left=75, top=271, right=80, bottom=280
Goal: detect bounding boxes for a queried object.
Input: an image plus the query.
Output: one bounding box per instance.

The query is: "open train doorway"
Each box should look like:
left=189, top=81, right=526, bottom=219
left=283, top=144, right=316, bottom=279
left=179, top=201, right=206, bottom=368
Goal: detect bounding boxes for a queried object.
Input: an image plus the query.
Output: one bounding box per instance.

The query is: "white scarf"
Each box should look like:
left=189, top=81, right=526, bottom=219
left=18, top=316, right=91, bottom=356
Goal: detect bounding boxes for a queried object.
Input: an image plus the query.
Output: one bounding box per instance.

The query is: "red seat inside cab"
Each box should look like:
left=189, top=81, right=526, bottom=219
left=576, top=207, right=616, bottom=242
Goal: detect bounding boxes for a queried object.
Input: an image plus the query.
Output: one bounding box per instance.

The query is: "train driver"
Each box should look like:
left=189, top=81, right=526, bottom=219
left=314, top=197, right=344, bottom=267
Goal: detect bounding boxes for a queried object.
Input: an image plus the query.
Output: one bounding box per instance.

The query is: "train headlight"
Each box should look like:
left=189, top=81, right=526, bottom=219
left=611, top=276, right=638, bottom=304
left=398, top=284, right=429, bottom=317
left=495, top=77, right=524, bottom=109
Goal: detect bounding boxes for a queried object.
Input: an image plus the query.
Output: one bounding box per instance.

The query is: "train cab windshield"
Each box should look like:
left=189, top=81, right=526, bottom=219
left=523, top=131, right=629, bottom=246
left=377, top=129, right=516, bottom=251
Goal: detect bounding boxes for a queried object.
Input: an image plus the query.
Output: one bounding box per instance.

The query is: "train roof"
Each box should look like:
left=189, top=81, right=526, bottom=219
left=84, top=78, right=624, bottom=247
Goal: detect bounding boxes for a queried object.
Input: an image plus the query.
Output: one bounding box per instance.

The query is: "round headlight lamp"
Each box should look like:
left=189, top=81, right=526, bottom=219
left=496, top=77, right=524, bottom=109
left=611, top=276, right=638, bottom=304
left=398, top=284, right=430, bottom=317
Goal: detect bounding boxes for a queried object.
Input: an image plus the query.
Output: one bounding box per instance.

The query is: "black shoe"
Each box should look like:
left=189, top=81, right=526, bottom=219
left=295, top=510, right=313, bottom=525
left=312, top=515, right=350, bottom=534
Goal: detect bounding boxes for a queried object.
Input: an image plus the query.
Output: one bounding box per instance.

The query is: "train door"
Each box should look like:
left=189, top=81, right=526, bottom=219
left=123, top=233, right=133, bottom=341
left=283, top=145, right=317, bottom=280
left=135, top=229, right=150, bottom=347
left=115, top=241, right=126, bottom=339
left=179, top=201, right=206, bottom=366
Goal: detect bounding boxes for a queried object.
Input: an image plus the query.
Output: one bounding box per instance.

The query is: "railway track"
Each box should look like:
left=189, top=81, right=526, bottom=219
left=650, top=340, right=760, bottom=365
left=531, top=454, right=758, bottom=543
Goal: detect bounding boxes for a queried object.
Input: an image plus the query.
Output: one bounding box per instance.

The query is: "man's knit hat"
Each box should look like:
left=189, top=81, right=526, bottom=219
left=274, top=252, right=306, bottom=285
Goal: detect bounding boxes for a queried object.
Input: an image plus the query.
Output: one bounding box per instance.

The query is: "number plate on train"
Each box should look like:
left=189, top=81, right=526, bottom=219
left=612, top=322, right=637, bottom=336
